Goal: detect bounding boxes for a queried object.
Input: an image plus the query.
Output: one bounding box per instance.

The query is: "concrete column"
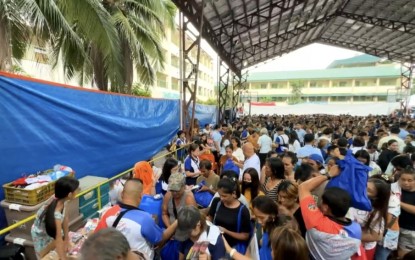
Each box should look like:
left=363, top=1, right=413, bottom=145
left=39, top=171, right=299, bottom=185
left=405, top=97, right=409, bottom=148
left=376, top=78, right=380, bottom=86
left=329, top=80, right=332, bottom=88
left=307, top=81, right=311, bottom=88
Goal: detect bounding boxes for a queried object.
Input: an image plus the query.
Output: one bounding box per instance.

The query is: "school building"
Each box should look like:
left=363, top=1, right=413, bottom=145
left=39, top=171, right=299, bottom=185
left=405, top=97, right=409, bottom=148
left=246, top=54, right=406, bottom=103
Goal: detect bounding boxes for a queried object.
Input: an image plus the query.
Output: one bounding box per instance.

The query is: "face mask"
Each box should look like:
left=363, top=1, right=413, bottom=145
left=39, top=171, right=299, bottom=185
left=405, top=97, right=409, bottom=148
left=243, top=181, right=252, bottom=188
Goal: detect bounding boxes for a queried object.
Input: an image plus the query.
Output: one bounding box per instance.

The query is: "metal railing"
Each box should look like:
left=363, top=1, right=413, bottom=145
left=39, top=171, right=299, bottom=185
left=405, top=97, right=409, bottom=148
left=0, top=142, right=192, bottom=236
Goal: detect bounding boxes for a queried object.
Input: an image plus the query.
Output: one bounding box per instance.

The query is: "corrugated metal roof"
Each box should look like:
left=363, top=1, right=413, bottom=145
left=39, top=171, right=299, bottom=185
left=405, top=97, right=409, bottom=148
left=172, top=0, right=415, bottom=75
left=327, top=54, right=382, bottom=68
left=247, top=65, right=401, bottom=82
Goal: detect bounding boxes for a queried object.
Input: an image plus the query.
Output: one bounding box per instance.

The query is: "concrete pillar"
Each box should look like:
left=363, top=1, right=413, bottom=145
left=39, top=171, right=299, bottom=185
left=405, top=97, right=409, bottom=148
left=329, top=80, right=332, bottom=88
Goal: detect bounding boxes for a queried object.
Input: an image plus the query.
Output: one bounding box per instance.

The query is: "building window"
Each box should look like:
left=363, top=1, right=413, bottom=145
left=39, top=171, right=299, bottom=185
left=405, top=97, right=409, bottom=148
left=339, top=81, right=348, bottom=87
left=271, top=82, right=285, bottom=88
left=332, top=80, right=350, bottom=87
left=261, top=83, right=267, bottom=89
left=355, top=79, right=376, bottom=87
left=379, top=78, right=397, bottom=86
left=171, top=55, right=179, bottom=68
left=171, top=79, right=179, bottom=90
left=378, top=96, right=387, bottom=101
left=34, top=47, right=48, bottom=63
left=157, top=73, right=167, bottom=88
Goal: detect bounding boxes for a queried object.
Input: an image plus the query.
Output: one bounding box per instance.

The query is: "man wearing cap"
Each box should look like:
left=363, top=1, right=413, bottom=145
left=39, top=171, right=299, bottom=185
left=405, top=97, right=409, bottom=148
left=306, top=154, right=326, bottom=174
left=162, top=173, right=197, bottom=228
left=95, top=179, right=177, bottom=260
left=176, top=206, right=226, bottom=260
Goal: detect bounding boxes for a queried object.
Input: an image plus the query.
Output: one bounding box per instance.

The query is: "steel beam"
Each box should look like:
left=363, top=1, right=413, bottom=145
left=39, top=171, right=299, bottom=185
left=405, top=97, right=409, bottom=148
left=172, top=0, right=241, bottom=76
left=320, top=38, right=414, bottom=63
left=338, top=12, right=415, bottom=34
left=180, top=1, right=205, bottom=138
left=400, top=63, right=413, bottom=114
left=217, top=61, right=231, bottom=124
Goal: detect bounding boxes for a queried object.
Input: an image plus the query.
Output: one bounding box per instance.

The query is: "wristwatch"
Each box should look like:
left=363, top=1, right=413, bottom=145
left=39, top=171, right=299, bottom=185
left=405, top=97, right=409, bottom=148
left=324, top=174, right=332, bottom=180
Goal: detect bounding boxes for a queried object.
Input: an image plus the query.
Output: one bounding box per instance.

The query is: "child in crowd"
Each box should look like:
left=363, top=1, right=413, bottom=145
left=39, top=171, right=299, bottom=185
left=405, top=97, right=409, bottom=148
left=31, top=176, right=80, bottom=259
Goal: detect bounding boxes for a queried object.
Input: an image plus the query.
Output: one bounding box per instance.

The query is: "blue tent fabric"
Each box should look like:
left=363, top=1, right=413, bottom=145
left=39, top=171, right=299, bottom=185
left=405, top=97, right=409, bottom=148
left=326, top=150, right=372, bottom=211
left=0, top=74, right=180, bottom=227
left=189, top=103, right=217, bottom=127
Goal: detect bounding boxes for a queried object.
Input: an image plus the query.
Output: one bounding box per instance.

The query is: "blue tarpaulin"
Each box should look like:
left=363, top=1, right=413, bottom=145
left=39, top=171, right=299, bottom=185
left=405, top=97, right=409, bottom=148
left=0, top=73, right=180, bottom=227
left=190, top=103, right=217, bottom=127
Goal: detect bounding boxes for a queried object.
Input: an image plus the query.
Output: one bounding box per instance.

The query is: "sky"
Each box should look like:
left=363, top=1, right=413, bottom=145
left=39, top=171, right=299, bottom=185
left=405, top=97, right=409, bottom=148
left=246, top=43, right=364, bottom=72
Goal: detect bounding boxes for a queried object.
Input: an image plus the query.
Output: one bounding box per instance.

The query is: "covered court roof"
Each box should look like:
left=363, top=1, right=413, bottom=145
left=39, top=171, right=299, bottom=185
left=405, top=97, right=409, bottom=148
left=172, top=0, right=415, bottom=76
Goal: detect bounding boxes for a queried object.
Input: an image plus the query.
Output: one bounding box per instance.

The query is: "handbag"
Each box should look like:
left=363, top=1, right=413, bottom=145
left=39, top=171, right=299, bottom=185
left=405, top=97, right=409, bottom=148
left=193, top=181, right=214, bottom=208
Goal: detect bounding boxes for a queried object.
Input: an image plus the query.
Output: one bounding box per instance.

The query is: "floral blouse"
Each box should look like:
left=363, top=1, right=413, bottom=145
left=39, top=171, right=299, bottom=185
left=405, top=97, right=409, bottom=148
left=31, top=196, right=66, bottom=254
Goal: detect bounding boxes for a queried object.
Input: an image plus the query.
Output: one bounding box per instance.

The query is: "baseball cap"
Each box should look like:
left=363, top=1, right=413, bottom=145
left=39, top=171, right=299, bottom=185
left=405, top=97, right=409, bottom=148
left=168, top=173, right=185, bottom=191
left=308, top=154, right=324, bottom=165
left=175, top=206, right=201, bottom=241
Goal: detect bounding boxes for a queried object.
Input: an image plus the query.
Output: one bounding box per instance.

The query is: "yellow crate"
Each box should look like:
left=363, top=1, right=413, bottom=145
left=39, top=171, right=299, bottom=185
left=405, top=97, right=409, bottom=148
left=3, top=172, right=74, bottom=206
left=3, top=182, right=55, bottom=206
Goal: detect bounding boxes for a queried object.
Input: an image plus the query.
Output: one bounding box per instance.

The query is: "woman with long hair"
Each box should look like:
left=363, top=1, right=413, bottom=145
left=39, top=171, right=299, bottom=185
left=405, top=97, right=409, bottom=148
left=221, top=195, right=300, bottom=260
left=241, top=168, right=264, bottom=215
left=288, top=131, right=301, bottom=154
left=208, top=178, right=251, bottom=254
left=161, top=157, right=180, bottom=194
left=220, top=130, right=233, bottom=156
left=270, top=226, right=309, bottom=260
left=348, top=177, right=391, bottom=260
left=260, top=157, right=285, bottom=203
left=354, top=150, right=382, bottom=177
left=32, top=176, right=80, bottom=259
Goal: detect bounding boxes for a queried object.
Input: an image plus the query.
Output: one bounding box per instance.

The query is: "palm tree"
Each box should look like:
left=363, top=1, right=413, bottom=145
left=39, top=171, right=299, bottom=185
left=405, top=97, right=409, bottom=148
left=101, top=0, right=176, bottom=93
left=0, top=0, right=30, bottom=71
left=1, top=0, right=176, bottom=94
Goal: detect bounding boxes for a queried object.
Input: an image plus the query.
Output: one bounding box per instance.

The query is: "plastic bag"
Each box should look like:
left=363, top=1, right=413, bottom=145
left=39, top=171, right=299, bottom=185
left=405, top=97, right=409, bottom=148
left=326, top=150, right=372, bottom=211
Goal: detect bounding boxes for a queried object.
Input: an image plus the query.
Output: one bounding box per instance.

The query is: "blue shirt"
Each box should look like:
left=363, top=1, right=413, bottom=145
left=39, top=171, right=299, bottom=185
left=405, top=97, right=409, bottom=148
left=296, top=145, right=323, bottom=165
left=399, top=128, right=409, bottom=139
left=259, top=232, right=272, bottom=260
left=184, top=156, right=199, bottom=185
left=296, top=129, right=307, bottom=144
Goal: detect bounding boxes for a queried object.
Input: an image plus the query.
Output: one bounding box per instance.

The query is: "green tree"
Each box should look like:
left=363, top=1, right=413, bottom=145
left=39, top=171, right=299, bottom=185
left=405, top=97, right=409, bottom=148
left=131, top=83, right=151, bottom=97
left=197, top=98, right=217, bottom=106
left=1, top=0, right=176, bottom=94
left=288, top=80, right=304, bottom=104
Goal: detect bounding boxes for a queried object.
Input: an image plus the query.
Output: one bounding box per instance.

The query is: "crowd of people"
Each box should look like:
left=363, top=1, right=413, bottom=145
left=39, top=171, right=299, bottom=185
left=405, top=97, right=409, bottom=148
left=30, top=114, right=415, bottom=260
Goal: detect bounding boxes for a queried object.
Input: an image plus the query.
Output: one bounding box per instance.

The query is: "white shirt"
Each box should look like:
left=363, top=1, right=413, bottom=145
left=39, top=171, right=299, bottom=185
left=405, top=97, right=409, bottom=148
left=241, top=154, right=261, bottom=181
left=232, top=148, right=245, bottom=162
left=220, top=139, right=230, bottom=155
left=258, top=135, right=272, bottom=154
left=348, top=208, right=384, bottom=250
left=289, top=140, right=301, bottom=153
left=378, top=135, right=405, bottom=153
